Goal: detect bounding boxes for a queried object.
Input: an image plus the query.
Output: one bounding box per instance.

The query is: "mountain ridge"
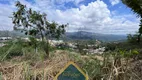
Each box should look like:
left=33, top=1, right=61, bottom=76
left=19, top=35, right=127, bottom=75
left=65, top=31, right=127, bottom=42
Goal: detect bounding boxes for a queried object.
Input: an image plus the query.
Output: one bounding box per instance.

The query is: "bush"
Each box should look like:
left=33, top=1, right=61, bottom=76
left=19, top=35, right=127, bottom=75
left=0, top=39, right=25, bottom=60
left=127, top=34, right=139, bottom=44
left=105, top=43, right=117, bottom=51
left=0, top=45, right=10, bottom=60
left=7, top=44, right=23, bottom=58
left=83, top=58, right=102, bottom=79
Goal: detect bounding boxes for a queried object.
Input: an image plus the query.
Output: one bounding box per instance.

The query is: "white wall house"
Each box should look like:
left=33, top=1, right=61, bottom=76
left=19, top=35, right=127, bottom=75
left=0, top=37, right=12, bottom=40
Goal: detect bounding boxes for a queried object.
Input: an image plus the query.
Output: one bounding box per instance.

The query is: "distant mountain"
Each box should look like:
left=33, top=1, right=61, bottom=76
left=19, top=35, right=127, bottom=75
left=65, top=31, right=127, bottom=42
left=65, top=31, right=94, bottom=40
left=0, top=30, right=127, bottom=42
left=0, top=30, right=25, bottom=37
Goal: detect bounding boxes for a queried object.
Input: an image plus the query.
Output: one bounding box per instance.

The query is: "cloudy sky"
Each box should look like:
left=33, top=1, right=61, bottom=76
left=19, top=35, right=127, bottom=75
left=0, top=0, right=140, bottom=35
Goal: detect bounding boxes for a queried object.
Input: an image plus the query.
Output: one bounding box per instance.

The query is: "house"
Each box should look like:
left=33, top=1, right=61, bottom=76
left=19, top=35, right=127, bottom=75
left=0, top=37, right=12, bottom=40
left=48, top=40, right=64, bottom=47
left=0, top=37, right=12, bottom=42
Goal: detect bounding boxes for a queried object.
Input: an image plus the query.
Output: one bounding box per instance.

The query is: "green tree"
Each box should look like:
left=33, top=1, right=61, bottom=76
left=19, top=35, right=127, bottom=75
left=121, top=0, right=142, bottom=43
left=127, top=34, right=139, bottom=44
left=12, top=1, right=67, bottom=58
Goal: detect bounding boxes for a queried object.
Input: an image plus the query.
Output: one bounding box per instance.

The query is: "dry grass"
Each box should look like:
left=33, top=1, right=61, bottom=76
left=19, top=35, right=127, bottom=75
left=0, top=50, right=142, bottom=80
left=0, top=50, right=75, bottom=80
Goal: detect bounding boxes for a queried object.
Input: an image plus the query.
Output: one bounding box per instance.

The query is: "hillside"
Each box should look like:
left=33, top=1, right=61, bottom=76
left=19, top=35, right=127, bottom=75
left=0, top=31, right=25, bottom=37
left=0, top=50, right=142, bottom=80
left=65, top=31, right=127, bottom=42
left=0, top=31, right=127, bottom=42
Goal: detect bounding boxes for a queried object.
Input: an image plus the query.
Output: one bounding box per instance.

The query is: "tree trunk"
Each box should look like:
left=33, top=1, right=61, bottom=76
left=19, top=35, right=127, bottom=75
left=35, top=44, right=37, bottom=54
left=39, top=29, right=50, bottom=58
left=137, top=33, right=141, bottom=43
left=40, top=30, right=44, bottom=41
left=44, top=40, right=49, bottom=58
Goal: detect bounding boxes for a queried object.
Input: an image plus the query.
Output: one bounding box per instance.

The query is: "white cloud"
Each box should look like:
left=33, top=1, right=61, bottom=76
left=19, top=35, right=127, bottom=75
left=50, top=0, right=139, bottom=34
left=109, top=0, right=120, bottom=6
left=0, top=0, right=140, bottom=34
left=0, top=3, right=14, bottom=30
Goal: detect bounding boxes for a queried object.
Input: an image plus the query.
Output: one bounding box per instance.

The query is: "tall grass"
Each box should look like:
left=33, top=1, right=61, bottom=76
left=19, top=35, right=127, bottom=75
left=0, top=38, right=142, bottom=80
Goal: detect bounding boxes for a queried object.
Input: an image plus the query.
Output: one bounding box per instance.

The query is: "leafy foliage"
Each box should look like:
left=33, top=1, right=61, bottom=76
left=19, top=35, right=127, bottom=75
left=122, top=0, right=142, bottom=17
left=121, top=0, right=142, bottom=42
left=12, top=1, right=67, bottom=40
left=0, top=39, right=24, bottom=60
left=12, top=1, right=67, bottom=57
left=127, top=34, right=139, bottom=44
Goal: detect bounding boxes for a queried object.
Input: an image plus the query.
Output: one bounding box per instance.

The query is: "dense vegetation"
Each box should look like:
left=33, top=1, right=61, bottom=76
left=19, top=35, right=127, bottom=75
left=11, top=1, right=67, bottom=58
left=0, top=35, right=142, bottom=80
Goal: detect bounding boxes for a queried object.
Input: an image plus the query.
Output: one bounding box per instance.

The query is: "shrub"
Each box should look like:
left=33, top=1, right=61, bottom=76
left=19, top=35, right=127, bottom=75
left=7, top=44, right=23, bottom=58
left=0, top=39, right=25, bottom=60
left=105, top=43, right=117, bottom=51
left=83, top=58, right=102, bottom=79
left=127, top=34, right=142, bottom=44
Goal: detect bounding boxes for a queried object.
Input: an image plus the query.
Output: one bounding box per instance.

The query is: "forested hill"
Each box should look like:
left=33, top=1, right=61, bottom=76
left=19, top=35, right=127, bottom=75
left=0, top=30, right=127, bottom=42
left=0, top=31, right=25, bottom=37
left=65, top=31, right=127, bottom=42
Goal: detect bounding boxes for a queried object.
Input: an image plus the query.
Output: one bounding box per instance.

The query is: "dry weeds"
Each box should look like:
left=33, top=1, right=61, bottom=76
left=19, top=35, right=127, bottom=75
left=0, top=50, right=141, bottom=80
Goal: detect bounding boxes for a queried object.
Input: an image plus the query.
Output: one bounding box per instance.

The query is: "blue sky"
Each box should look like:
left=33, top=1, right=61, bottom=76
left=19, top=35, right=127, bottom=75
left=0, top=0, right=140, bottom=35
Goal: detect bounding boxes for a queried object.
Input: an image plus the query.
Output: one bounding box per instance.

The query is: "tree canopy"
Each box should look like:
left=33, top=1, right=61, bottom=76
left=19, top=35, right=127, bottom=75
left=12, top=1, right=67, bottom=40
left=12, top=1, right=68, bottom=57
left=122, top=0, right=142, bottom=17
left=122, top=0, right=142, bottom=43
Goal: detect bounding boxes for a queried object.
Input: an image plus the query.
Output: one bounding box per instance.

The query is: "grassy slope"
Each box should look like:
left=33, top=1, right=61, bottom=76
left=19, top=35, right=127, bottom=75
left=0, top=49, right=142, bottom=80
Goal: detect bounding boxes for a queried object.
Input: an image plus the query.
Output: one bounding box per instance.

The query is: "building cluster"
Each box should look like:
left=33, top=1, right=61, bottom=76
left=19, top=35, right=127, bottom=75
left=48, top=39, right=105, bottom=54
left=0, top=37, right=12, bottom=40
left=0, top=37, right=105, bottom=54
left=83, top=47, right=105, bottom=54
